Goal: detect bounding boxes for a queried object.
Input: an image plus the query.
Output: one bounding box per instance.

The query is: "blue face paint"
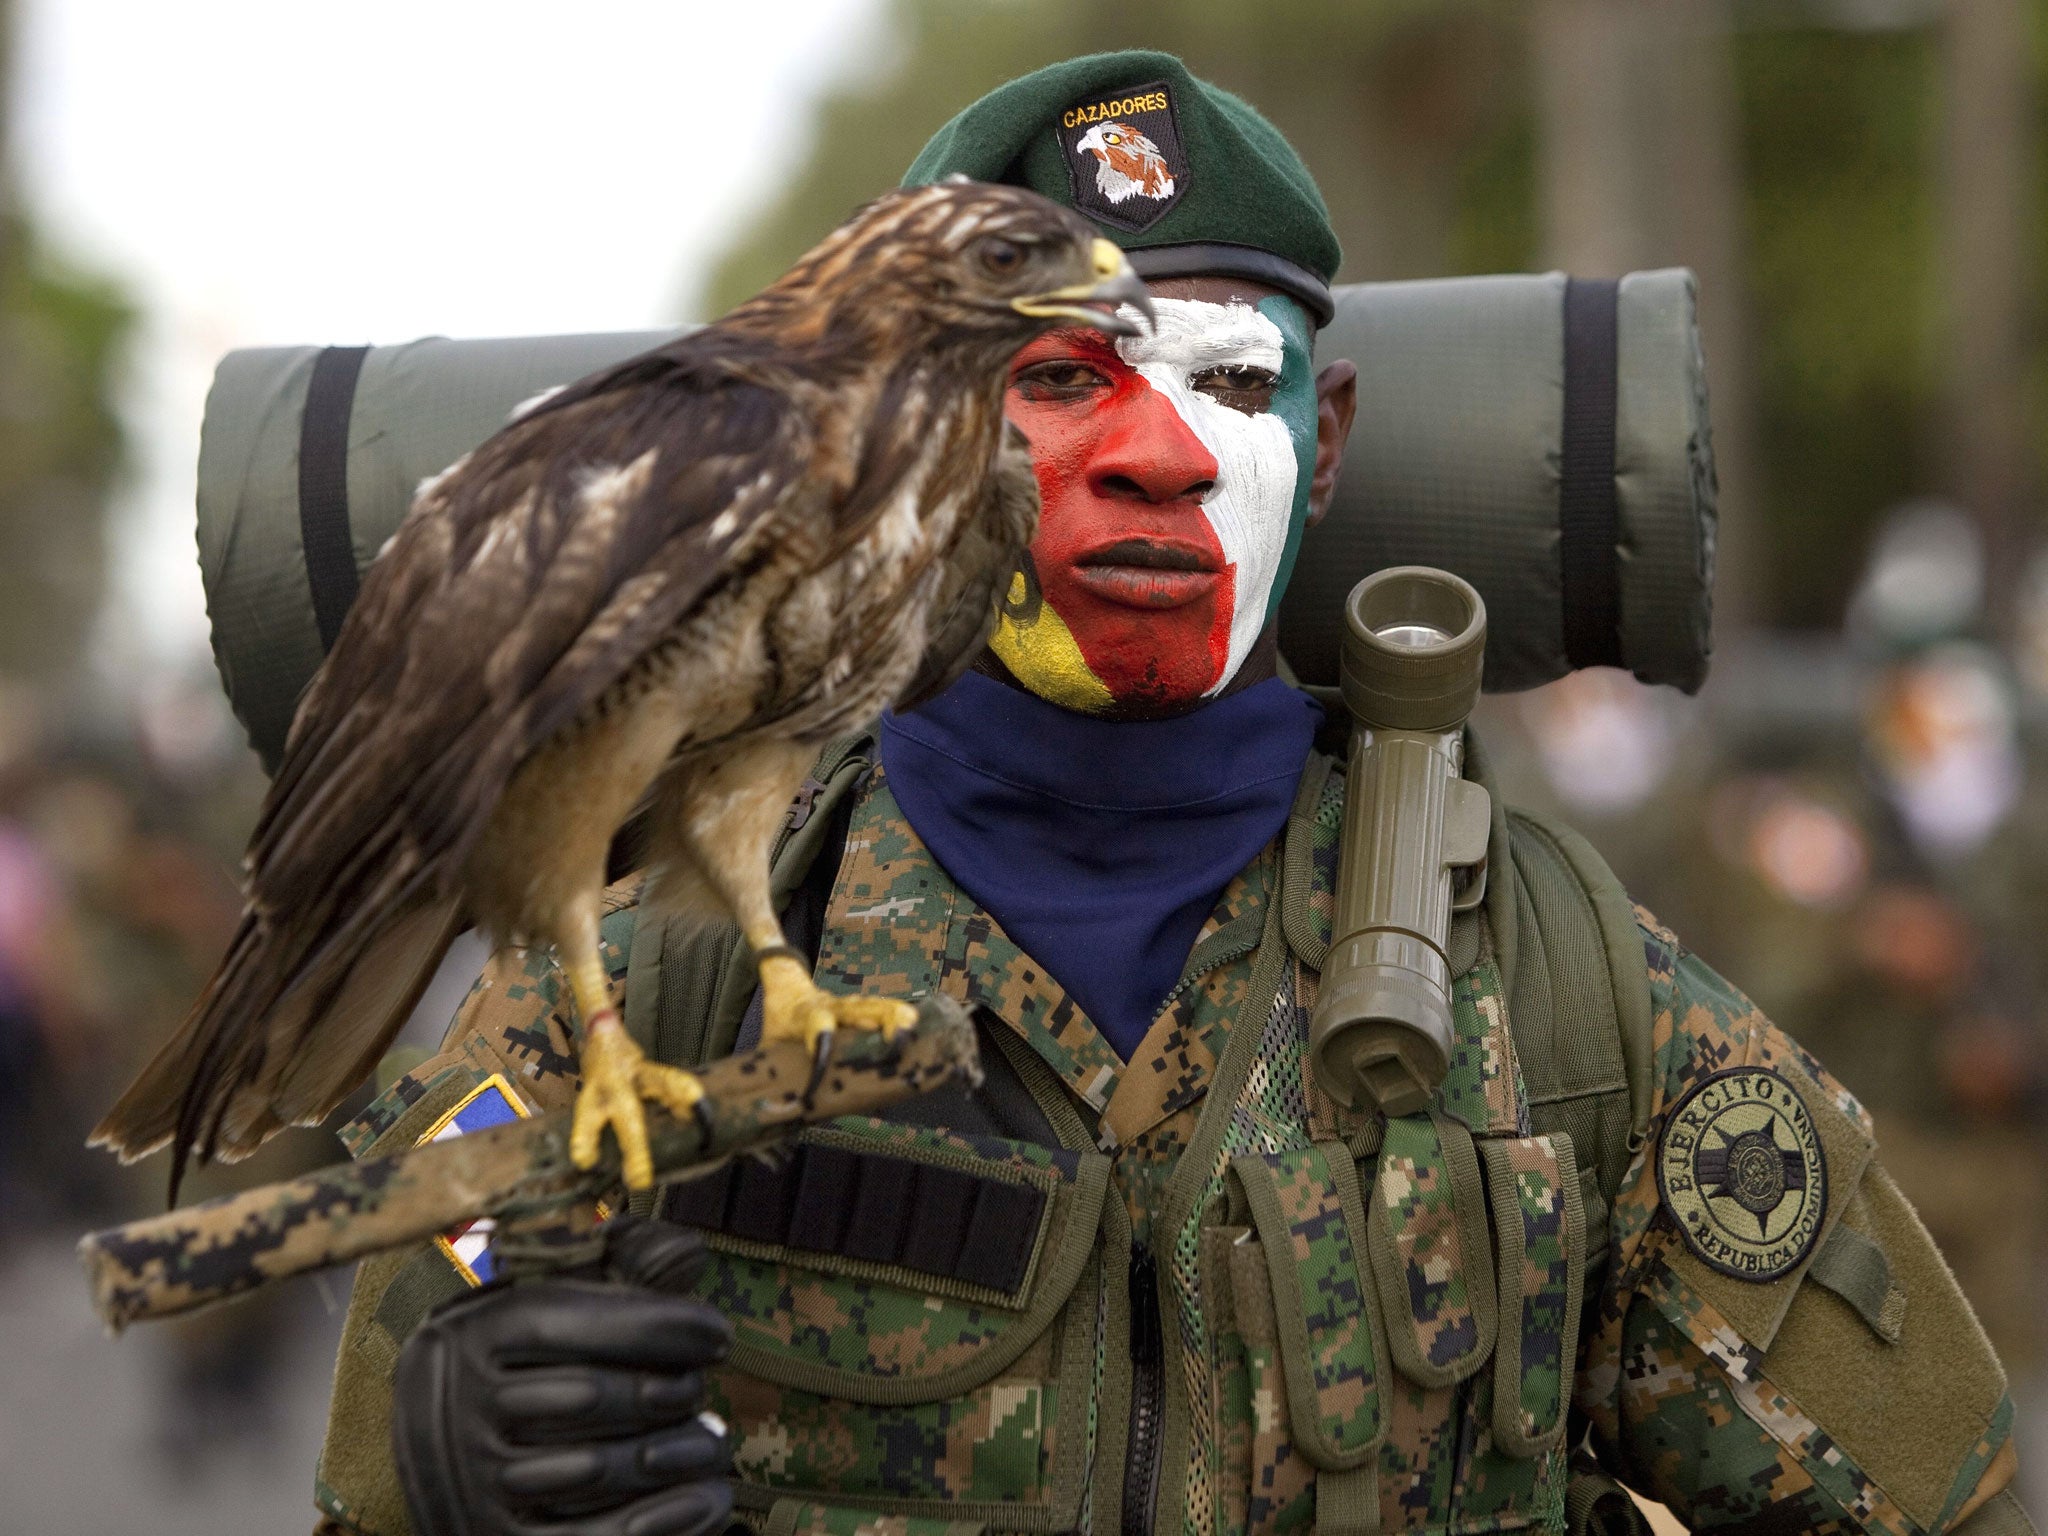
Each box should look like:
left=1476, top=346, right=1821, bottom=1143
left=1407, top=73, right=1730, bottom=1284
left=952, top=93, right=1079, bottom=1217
left=1256, top=293, right=1323, bottom=631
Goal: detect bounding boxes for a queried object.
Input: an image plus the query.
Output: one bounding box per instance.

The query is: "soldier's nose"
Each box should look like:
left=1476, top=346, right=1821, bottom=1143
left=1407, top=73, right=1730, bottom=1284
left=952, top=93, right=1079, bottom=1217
left=1088, top=389, right=1219, bottom=504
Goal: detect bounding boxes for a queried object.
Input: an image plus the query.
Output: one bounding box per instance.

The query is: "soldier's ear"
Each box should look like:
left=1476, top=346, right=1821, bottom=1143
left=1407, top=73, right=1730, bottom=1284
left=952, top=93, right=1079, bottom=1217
left=1306, top=360, right=1357, bottom=529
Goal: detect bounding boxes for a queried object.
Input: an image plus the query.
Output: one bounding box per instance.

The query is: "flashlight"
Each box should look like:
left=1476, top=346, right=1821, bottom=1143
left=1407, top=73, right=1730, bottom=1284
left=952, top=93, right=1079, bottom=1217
left=1309, top=566, right=1491, bottom=1117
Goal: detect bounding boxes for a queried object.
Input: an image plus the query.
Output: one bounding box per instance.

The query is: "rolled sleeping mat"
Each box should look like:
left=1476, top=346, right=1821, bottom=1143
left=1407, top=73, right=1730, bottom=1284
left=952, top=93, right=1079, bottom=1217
left=199, top=331, right=676, bottom=773
left=1291, top=268, right=1715, bottom=697
left=197, top=269, right=1715, bottom=773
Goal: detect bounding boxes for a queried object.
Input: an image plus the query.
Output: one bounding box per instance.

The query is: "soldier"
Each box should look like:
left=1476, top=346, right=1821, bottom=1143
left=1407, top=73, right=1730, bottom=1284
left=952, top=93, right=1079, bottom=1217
left=311, top=52, right=2034, bottom=1536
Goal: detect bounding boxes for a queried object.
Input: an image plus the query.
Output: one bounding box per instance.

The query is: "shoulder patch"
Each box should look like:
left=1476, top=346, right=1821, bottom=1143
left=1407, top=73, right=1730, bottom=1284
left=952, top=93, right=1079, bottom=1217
left=1657, top=1067, right=1827, bottom=1281
left=1056, top=79, right=1188, bottom=233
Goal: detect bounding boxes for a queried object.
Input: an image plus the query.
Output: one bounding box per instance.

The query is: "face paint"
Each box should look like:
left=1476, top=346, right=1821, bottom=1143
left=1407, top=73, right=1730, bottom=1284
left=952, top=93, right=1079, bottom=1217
left=995, top=296, right=1320, bottom=715
left=1252, top=294, right=1324, bottom=633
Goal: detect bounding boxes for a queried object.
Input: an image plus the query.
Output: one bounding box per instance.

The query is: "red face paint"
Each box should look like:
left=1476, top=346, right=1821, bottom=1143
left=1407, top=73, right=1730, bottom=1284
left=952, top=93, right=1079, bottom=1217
left=1003, top=330, right=1234, bottom=711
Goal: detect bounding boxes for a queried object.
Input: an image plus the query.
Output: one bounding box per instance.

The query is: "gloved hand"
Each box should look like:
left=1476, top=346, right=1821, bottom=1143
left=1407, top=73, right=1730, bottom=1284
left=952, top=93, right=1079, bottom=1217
left=392, top=1216, right=736, bottom=1536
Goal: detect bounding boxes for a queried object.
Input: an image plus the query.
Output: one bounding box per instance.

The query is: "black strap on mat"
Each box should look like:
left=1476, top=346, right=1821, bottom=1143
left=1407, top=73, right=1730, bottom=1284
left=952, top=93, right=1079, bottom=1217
left=298, top=344, right=370, bottom=652
left=1560, top=278, right=1622, bottom=671
left=665, top=1141, right=1048, bottom=1296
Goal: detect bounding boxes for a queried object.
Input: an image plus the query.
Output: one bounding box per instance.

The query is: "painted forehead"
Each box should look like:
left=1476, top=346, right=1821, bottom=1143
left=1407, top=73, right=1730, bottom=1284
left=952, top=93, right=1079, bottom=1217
left=1117, top=297, right=1287, bottom=373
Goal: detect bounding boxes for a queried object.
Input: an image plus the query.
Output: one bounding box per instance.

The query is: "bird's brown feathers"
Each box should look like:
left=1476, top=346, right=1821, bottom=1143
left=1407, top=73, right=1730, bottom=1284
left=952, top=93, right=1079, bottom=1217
left=93, top=181, right=1110, bottom=1194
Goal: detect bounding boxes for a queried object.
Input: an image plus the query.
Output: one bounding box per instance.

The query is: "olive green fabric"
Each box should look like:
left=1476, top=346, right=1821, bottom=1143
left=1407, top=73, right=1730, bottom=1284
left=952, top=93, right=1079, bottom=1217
left=901, top=50, right=1340, bottom=287
left=1805, top=1219, right=1907, bottom=1344
left=761, top=1501, right=988, bottom=1536
left=1459, top=732, right=1650, bottom=1224
left=1286, top=267, right=1715, bottom=696
left=1758, top=1163, right=2012, bottom=1529
left=318, top=1245, right=421, bottom=1536
left=1499, top=804, right=1656, bottom=1218
left=1315, top=1464, right=1382, bottom=1536
left=194, top=345, right=328, bottom=779
left=1954, top=1491, right=2041, bottom=1536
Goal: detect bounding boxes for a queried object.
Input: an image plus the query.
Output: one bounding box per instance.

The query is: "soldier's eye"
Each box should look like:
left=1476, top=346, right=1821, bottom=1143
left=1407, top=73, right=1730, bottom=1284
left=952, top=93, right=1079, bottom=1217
left=1012, top=359, right=1110, bottom=401
left=1191, top=365, right=1278, bottom=415
left=979, top=238, right=1025, bottom=275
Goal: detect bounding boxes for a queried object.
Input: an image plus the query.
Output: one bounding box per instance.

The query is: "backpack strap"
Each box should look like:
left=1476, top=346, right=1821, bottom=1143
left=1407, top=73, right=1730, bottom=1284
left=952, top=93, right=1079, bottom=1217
left=1461, top=731, right=1655, bottom=1278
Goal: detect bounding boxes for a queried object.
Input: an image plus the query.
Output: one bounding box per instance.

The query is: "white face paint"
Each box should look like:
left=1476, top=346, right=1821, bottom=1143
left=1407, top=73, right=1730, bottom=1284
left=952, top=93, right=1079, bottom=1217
left=1115, top=298, right=1299, bottom=693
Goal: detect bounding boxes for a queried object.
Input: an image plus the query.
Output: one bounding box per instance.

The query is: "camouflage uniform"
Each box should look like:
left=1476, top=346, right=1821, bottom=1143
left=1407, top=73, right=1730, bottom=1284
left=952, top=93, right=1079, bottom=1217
left=313, top=741, right=2027, bottom=1536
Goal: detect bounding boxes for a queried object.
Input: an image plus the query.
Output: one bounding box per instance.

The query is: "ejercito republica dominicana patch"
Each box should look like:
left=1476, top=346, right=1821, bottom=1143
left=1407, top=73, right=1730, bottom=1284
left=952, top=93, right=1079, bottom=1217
left=1657, top=1066, right=1828, bottom=1280
left=1057, top=80, right=1189, bottom=233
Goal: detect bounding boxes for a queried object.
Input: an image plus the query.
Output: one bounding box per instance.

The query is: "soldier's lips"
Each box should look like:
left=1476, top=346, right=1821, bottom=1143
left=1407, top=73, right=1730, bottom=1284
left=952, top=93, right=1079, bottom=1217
left=1069, top=538, right=1221, bottom=610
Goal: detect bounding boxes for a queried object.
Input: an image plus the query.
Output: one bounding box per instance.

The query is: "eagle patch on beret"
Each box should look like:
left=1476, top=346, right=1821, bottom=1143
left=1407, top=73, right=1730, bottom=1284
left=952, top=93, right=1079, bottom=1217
left=1056, top=80, right=1189, bottom=233
left=1657, top=1066, right=1828, bottom=1282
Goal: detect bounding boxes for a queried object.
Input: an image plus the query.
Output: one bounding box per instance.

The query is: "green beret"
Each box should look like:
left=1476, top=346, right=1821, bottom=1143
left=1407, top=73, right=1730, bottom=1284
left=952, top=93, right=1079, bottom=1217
left=904, top=50, right=1341, bottom=326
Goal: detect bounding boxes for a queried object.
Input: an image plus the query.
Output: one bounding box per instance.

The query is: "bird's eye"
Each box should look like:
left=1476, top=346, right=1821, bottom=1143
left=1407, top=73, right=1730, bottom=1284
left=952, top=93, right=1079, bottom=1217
left=1105, top=133, right=1122, bottom=145
left=1191, top=364, right=1279, bottom=415
left=979, top=238, right=1025, bottom=275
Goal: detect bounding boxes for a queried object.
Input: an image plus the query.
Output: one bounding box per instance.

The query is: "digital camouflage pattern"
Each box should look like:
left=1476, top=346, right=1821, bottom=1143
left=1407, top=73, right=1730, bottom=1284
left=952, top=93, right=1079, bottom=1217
left=1368, top=1115, right=1490, bottom=1386
left=1481, top=1135, right=1581, bottom=1454
left=719, top=1339, right=1066, bottom=1507
left=801, top=769, right=1574, bottom=1535
left=1227, top=1232, right=1316, bottom=1534
left=703, top=1124, right=1088, bottom=1378
left=78, top=971, right=981, bottom=1332
left=1575, top=906, right=2020, bottom=1534
left=1233, top=1143, right=1383, bottom=1463
left=306, top=766, right=2021, bottom=1536
left=814, top=771, right=1268, bottom=1247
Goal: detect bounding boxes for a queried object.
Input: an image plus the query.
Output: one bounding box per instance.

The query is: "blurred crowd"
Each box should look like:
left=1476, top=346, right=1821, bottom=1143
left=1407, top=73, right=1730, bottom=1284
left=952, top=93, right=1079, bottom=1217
left=0, top=661, right=366, bottom=1481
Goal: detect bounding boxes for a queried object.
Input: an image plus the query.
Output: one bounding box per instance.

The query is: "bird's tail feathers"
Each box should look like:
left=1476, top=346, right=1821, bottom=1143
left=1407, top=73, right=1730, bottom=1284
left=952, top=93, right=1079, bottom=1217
left=89, top=893, right=464, bottom=1205
left=237, top=895, right=464, bottom=1143
left=88, top=915, right=271, bottom=1167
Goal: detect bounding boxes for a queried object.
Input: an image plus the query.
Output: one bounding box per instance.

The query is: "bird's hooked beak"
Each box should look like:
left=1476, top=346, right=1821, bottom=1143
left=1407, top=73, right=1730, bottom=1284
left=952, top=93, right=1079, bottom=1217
left=1012, top=238, right=1156, bottom=337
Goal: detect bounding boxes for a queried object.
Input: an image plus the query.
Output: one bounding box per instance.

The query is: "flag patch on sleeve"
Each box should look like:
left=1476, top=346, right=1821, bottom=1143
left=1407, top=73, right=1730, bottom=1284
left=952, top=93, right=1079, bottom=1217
left=417, top=1074, right=530, bottom=1287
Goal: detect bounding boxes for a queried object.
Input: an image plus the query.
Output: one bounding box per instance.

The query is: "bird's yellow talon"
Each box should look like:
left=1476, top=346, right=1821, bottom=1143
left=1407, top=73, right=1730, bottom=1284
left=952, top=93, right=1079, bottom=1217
left=755, top=952, right=918, bottom=1057
left=572, top=1011, right=661, bottom=1189
left=634, top=1061, right=707, bottom=1123
left=831, top=996, right=920, bottom=1036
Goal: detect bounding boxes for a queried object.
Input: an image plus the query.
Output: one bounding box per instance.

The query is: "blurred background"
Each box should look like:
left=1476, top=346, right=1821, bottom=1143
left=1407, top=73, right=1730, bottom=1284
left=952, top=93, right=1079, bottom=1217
left=0, top=0, right=2044, bottom=1529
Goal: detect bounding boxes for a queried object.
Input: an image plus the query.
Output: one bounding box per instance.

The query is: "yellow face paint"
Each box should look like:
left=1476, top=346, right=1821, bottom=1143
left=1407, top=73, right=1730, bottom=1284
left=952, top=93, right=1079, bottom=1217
left=990, top=569, right=1116, bottom=715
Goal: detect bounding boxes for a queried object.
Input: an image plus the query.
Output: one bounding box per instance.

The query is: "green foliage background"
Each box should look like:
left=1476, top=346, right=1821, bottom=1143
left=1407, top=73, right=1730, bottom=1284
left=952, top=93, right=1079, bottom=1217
left=0, top=213, right=132, bottom=681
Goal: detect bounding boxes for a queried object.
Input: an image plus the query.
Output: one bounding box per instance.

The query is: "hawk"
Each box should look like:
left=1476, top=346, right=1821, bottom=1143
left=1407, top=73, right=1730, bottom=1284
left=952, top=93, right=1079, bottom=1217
left=93, top=180, right=1151, bottom=1195
left=1074, top=122, right=1176, bottom=203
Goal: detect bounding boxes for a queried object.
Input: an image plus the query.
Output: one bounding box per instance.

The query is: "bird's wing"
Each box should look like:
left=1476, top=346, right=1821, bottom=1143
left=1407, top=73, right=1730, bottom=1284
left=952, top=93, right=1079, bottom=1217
left=895, top=419, right=1040, bottom=713
left=262, top=353, right=812, bottom=912
left=95, top=346, right=822, bottom=1174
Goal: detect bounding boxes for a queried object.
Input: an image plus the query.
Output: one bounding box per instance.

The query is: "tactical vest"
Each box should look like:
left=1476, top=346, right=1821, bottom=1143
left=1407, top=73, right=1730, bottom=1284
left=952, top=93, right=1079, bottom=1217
left=602, top=730, right=1653, bottom=1536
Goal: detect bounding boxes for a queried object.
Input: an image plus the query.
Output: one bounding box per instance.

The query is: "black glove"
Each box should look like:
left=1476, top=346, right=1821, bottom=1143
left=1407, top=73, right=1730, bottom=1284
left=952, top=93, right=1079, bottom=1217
left=393, top=1216, right=736, bottom=1536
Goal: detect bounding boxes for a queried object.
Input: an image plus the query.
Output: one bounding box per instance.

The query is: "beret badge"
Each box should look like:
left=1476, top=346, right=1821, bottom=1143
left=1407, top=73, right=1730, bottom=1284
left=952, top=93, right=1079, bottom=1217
left=1057, top=80, right=1189, bottom=234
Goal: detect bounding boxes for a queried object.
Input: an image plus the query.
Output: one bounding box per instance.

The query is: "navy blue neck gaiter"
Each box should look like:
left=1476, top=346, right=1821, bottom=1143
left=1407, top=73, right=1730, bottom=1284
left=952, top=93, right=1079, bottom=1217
left=878, top=671, right=1321, bottom=1060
